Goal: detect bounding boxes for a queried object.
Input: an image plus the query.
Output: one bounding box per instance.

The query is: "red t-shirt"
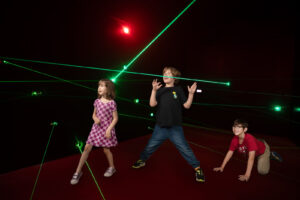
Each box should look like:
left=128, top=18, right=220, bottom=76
left=229, top=133, right=266, bottom=156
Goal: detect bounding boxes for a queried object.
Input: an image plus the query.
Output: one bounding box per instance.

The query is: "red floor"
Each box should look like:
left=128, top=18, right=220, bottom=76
left=1, top=126, right=300, bottom=200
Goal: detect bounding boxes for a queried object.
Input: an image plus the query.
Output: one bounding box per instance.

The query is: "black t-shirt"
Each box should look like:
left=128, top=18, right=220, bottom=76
left=155, top=86, right=187, bottom=127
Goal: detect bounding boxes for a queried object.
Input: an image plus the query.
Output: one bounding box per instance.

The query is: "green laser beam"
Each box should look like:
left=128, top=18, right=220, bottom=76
left=121, top=97, right=268, bottom=110
left=75, top=137, right=106, bottom=200
left=188, top=140, right=226, bottom=157
left=0, top=80, right=99, bottom=83
left=119, top=113, right=155, bottom=122
left=208, top=88, right=300, bottom=99
left=1, top=57, right=229, bottom=85
left=84, top=161, right=106, bottom=200
left=119, top=113, right=230, bottom=133
left=30, top=123, right=57, bottom=200
left=0, top=79, right=152, bottom=83
left=182, top=117, right=231, bottom=133
left=113, top=0, right=197, bottom=81
left=193, top=102, right=266, bottom=109
left=3, top=60, right=95, bottom=91
left=118, top=97, right=268, bottom=109
left=183, top=122, right=232, bottom=134
left=1, top=57, right=118, bottom=72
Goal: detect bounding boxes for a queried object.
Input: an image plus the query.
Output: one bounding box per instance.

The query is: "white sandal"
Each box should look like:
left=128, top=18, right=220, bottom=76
left=104, top=167, right=116, bottom=177
left=70, top=172, right=83, bottom=185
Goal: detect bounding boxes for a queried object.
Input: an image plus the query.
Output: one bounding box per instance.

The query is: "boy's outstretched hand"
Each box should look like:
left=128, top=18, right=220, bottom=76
left=152, top=79, right=162, bottom=91
left=213, top=167, right=224, bottom=172
left=188, top=82, right=197, bottom=94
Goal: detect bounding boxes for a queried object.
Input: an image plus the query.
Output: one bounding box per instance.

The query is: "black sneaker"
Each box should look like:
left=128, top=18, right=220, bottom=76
left=132, top=160, right=146, bottom=169
left=195, top=167, right=205, bottom=182
left=270, top=151, right=283, bottom=162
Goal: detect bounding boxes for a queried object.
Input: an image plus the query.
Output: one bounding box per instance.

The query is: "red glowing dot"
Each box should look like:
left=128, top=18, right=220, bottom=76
left=123, top=26, right=130, bottom=34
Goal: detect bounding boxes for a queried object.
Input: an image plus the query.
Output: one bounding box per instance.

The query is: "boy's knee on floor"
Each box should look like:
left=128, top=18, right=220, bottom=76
left=258, top=169, right=269, bottom=175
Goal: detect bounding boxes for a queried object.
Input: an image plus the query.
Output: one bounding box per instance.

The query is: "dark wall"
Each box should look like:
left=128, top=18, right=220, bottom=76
left=0, top=0, right=297, bottom=173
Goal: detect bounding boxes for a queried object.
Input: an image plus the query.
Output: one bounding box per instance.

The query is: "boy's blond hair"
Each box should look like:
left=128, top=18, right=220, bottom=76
left=163, top=66, right=181, bottom=84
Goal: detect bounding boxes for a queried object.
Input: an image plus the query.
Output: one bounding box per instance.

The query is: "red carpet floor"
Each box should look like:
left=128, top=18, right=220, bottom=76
left=1, top=126, right=300, bottom=200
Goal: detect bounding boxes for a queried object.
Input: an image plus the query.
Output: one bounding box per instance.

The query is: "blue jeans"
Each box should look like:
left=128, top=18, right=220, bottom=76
left=140, top=125, right=200, bottom=169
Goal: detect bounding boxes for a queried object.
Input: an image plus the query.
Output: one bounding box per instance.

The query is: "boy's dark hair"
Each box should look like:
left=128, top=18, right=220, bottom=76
left=163, top=66, right=181, bottom=84
left=98, top=79, right=116, bottom=100
left=233, top=119, right=248, bottom=129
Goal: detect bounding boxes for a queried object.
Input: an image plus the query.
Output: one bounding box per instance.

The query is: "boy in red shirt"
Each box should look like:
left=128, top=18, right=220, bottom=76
left=213, top=119, right=282, bottom=181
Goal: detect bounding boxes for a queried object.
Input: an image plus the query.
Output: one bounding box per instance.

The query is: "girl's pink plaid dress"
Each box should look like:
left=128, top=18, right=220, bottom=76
left=86, top=99, right=118, bottom=147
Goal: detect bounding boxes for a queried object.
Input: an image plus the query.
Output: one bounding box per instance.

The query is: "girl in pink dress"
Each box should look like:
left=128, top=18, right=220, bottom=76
left=71, top=79, right=118, bottom=185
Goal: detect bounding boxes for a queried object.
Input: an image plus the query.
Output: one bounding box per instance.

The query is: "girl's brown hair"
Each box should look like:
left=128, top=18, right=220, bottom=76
left=98, top=79, right=116, bottom=100
left=163, top=66, right=181, bottom=84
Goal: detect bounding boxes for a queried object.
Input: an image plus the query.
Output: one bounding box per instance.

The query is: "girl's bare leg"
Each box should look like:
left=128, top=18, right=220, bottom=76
left=103, top=147, right=114, bottom=168
left=75, top=144, right=93, bottom=174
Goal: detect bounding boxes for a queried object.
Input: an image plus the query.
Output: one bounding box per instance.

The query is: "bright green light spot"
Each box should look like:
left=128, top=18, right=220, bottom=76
left=113, top=0, right=197, bottom=81
left=111, top=78, right=116, bottom=83
left=134, top=99, right=139, bottom=103
left=31, top=91, right=42, bottom=96
left=123, top=65, right=128, bottom=70
left=294, top=107, right=300, bottom=112
left=51, top=122, right=58, bottom=126
left=75, top=140, right=84, bottom=152
left=226, top=82, right=231, bottom=86
left=274, top=105, right=282, bottom=112
left=150, top=112, right=154, bottom=117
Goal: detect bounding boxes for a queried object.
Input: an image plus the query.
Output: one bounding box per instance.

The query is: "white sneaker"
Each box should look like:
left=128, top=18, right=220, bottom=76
left=104, top=167, right=116, bottom=177
left=70, top=172, right=83, bottom=185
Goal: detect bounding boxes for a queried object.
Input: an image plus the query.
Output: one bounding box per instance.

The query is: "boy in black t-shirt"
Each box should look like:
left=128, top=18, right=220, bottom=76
left=132, top=67, right=205, bottom=182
